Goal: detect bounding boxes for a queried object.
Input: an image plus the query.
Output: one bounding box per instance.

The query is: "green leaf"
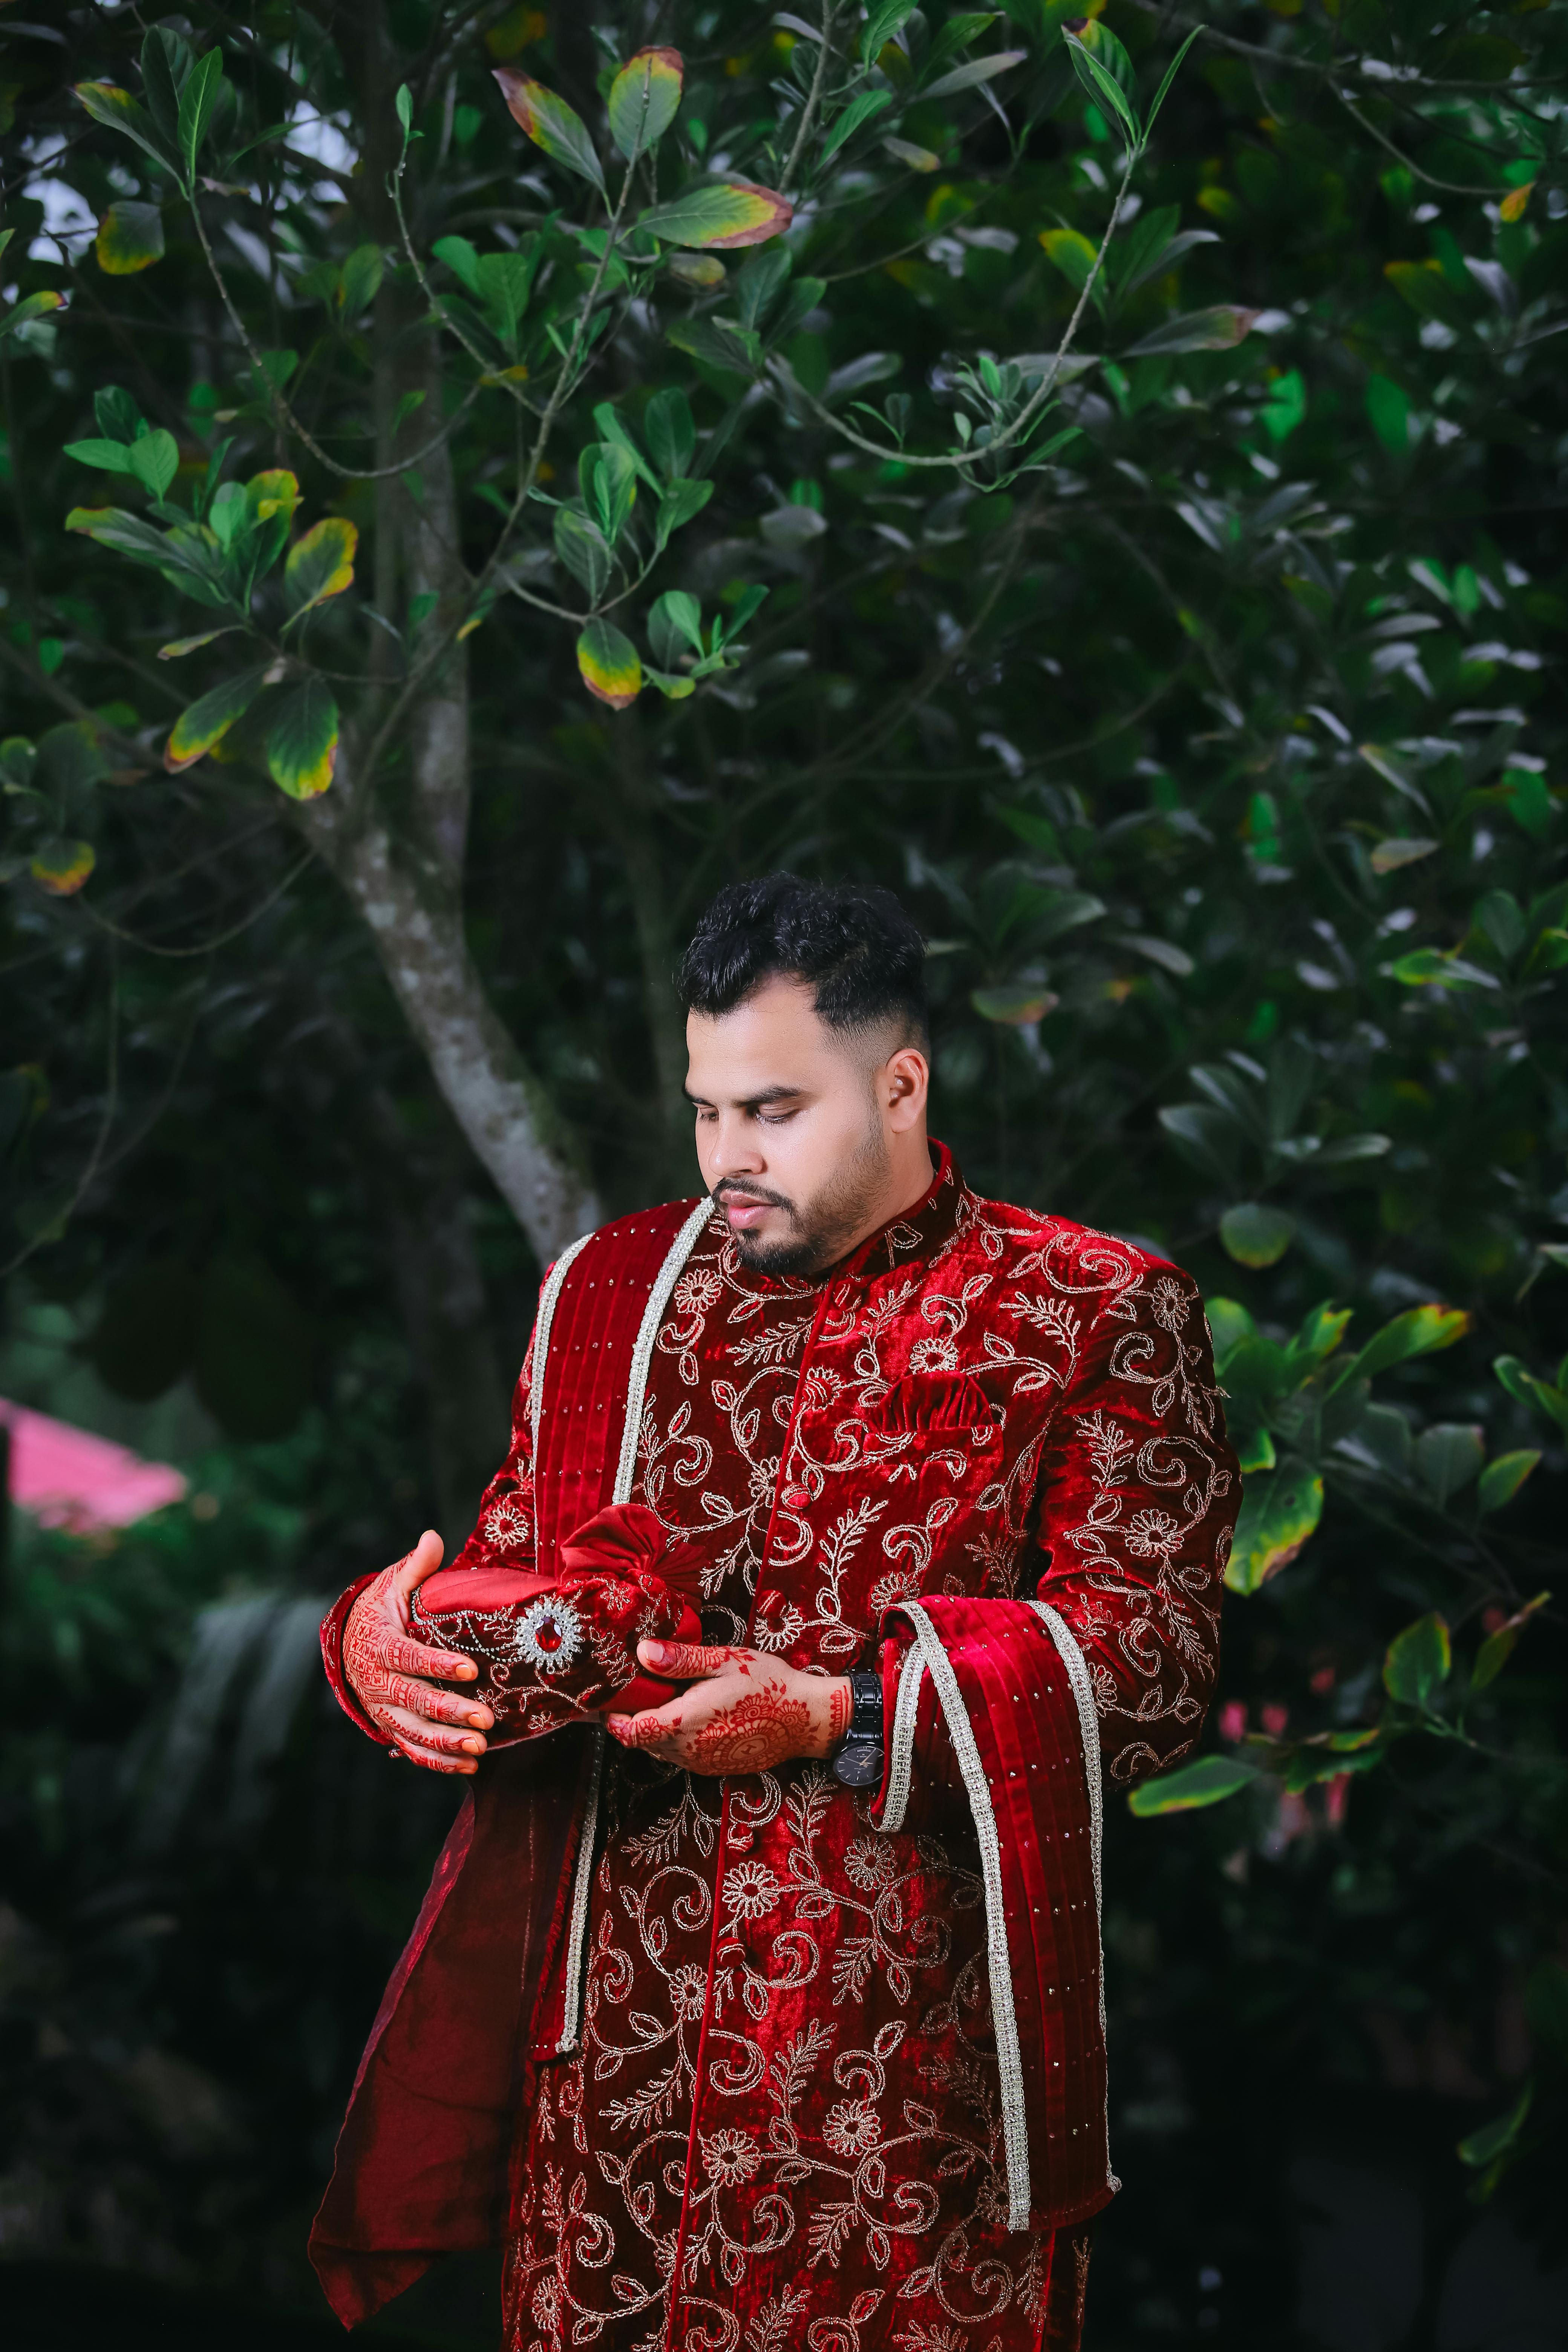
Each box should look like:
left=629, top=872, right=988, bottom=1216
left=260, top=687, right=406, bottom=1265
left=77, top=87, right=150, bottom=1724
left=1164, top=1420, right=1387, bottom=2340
left=1366, top=374, right=1411, bottom=454
left=1125, top=306, right=1259, bottom=358
left=164, top=663, right=272, bottom=772
left=923, top=50, right=1027, bottom=102
left=432, top=234, right=482, bottom=296
left=645, top=388, right=696, bottom=479
left=1457, top=2083, right=1531, bottom=2170
left=1382, top=1612, right=1451, bottom=1708
left=1226, top=1466, right=1324, bottom=1595
left=493, top=69, right=605, bottom=191
left=1219, top=1204, right=1295, bottom=1269
left=93, top=386, right=142, bottom=444
left=1063, top=30, right=1140, bottom=146
left=1369, top=836, right=1438, bottom=874
left=576, top=619, right=641, bottom=710
left=1205, top=1297, right=1255, bottom=1364
left=30, top=838, right=96, bottom=897
left=654, top=475, right=714, bottom=554
left=666, top=315, right=763, bottom=377
left=395, top=83, right=413, bottom=135
left=553, top=508, right=613, bottom=602
left=1331, top=1305, right=1470, bottom=1393
left=74, top=81, right=177, bottom=173
left=1128, top=1755, right=1257, bottom=1816
left=1474, top=888, right=1525, bottom=961
left=63, top=437, right=138, bottom=477
left=128, top=428, right=179, bottom=502
left=1472, top=1589, right=1550, bottom=1689
left=639, top=182, right=793, bottom=251
left=176, top=47, right=224, bottom=188
left=820, top=89, right=895, bottom=165
left=141, top=26, right=187, bottom=149
left=265, top=678, right=338, bottom=798
left=283, top=517, right=358, bottom=619
left=971, top=985, right=1057, bottom=1025
left=649, top=591, right=704, bottom=670
left=0, top=290, right=66, bottom=343
left=1414, top=1423, right=1484, bottom=1506
left=1493, top=1354, right=1568, bottom=1434
left=607, top=46, right=683, bottom=162
left=157, top=627, right=247, bottom=660
left=95, top=201, right=165, bottom=275
left=1387, top=945, right=1500, bottom=989
left=1144, top=25, right=1204, bottom=138
left=337, top=244, right=383, bottom=321
left=1039, top=227, right=1100, bottom=293
left=591, top=404, right=663, bottom=497
left=862, top=1, right=919, bottom=63
left=1476, top=1450, right=1540, bottom=1517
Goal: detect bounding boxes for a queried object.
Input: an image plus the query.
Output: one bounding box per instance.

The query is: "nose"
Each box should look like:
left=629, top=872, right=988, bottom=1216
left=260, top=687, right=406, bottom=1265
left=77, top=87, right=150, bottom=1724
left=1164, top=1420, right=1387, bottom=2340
left=704, top=1109, right=764, bottom=1178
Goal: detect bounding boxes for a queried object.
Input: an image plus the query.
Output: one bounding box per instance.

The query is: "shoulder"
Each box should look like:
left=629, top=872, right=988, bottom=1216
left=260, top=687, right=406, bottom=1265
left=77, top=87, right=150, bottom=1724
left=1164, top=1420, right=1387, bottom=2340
left=959, top=1190, right=1194, bottom=1297
left=555, top=1197, right=713, bottom=1283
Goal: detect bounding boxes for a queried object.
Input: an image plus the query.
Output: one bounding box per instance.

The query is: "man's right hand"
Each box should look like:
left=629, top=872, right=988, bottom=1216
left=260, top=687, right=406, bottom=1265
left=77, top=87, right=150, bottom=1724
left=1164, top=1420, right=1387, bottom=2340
left=343, top=1530, right=494, bottom=1773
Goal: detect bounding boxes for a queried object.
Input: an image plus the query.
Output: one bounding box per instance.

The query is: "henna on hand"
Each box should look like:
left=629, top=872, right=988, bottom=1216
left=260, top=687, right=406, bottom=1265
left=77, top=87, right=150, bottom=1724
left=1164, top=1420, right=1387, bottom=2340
left=605, top=1640, right=851, bottom=1777
left=342, top=1529, right=494, bottom=1774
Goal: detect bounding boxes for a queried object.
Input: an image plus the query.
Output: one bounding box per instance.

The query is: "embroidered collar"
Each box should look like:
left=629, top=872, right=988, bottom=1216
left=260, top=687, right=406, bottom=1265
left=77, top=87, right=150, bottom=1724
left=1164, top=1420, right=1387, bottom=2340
left=718, top=1140, right=968, bottom=1295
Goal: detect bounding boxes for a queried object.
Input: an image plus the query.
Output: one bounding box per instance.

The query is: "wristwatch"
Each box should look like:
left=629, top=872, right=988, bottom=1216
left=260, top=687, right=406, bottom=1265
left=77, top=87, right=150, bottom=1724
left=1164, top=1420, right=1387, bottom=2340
left=830, top=1669, right=885, bottom=1789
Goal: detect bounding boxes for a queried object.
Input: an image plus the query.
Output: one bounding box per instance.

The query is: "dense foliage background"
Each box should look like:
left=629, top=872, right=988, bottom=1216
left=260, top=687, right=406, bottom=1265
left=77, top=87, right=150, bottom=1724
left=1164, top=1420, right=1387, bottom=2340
left=2, top=3, right=1565, bottom=2344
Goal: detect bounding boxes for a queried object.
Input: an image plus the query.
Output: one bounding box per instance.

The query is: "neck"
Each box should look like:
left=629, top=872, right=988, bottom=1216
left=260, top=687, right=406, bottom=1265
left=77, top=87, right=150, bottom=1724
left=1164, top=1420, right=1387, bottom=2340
left=815, top=1132, right=935, bottom=1272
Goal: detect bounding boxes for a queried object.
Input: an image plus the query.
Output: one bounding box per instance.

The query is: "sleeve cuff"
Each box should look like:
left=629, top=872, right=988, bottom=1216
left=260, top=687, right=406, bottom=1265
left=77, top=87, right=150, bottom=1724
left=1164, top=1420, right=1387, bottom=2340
left=320, top=1574, right=390, bottom=1745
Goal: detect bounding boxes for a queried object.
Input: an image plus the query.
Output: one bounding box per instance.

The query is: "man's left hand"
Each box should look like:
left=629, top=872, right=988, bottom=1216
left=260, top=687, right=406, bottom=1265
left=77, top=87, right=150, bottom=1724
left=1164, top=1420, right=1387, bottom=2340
left=605, top=1642, right=851, bottom=1776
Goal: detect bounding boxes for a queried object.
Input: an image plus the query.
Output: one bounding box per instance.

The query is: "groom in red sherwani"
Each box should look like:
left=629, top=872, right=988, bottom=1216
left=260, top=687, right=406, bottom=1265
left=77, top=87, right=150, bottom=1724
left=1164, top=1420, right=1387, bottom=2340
left=313, top=876, right=1237, bottom=2352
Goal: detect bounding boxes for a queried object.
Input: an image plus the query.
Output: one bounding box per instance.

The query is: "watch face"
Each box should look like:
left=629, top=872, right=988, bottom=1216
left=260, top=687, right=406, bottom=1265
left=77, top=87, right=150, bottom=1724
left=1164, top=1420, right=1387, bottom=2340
left=832, top=1740, right=884, bottom=1789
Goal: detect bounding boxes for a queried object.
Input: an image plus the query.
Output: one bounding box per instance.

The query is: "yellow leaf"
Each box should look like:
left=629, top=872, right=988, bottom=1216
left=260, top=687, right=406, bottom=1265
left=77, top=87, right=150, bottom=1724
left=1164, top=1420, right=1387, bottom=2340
left=1500, top=181, right=1533, bottom=222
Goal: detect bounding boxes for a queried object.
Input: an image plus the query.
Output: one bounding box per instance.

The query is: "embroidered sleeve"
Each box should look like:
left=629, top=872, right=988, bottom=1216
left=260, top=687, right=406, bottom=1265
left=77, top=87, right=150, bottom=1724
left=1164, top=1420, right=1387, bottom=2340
left=872, top=1259, right=1237, bottom=1823
left=1031, top=1263, right=1237, bottom=1786
left=449, top=1325, right=540, bottom=1572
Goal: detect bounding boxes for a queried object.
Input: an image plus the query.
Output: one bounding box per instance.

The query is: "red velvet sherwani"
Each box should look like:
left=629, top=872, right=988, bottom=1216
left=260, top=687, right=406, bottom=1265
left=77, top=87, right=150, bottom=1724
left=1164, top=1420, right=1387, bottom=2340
left=313, top=1148, right=1237, bottom=2352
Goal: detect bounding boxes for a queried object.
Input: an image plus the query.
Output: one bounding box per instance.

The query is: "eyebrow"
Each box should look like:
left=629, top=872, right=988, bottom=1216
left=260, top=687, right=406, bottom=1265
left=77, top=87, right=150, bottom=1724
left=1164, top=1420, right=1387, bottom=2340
left=682, top=1082, right=809, bottom=1110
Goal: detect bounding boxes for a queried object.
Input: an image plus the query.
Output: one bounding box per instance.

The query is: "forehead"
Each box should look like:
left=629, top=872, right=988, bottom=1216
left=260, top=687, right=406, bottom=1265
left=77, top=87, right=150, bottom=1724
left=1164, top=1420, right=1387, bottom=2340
left=684, top=975, right=865, bottom=1098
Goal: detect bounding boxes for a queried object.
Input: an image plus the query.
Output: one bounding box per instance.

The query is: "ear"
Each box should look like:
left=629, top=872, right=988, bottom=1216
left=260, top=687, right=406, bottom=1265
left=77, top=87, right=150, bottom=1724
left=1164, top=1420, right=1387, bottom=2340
left=884, top=1042, right=929, bottom=1129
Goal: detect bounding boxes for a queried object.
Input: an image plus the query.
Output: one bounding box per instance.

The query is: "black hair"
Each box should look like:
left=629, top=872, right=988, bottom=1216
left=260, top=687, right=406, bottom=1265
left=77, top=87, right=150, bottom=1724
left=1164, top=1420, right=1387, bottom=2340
left=677, top=873, right=929, bottom=1047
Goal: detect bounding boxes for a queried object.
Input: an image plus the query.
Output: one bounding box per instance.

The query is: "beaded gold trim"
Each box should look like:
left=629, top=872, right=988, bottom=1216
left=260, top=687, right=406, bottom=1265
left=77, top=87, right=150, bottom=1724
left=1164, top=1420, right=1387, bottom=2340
left=877, top=1646, right=926, bottom=1836
left=530, top=1228, right=594, bottom=1465
left=557, top=1202, right=711, bottom=2057
left=1030, top=1599, right=1116, bottom=2193
left=899, top=1600, right=1032, bottom=2231
left=614, top=1199, right=713, bottom=1507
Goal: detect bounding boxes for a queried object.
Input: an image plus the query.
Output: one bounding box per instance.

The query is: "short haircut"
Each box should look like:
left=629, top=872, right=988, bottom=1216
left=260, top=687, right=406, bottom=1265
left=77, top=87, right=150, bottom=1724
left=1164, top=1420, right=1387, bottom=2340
left=677, top=873, right=929, bottom=1048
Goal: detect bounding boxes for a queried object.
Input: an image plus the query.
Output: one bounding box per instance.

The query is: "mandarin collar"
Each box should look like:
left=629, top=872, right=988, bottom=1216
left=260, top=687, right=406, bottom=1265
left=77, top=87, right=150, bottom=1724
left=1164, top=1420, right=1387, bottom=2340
left=718, top=1141, right=967, bottom=1295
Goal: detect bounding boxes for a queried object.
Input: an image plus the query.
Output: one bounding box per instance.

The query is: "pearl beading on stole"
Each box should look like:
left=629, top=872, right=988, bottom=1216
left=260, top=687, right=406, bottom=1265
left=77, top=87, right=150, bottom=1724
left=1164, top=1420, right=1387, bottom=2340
left=896, top=1598, right=1033, bottom=2232
left=877, top=1646, right=927, bottom=1837
left=555, top=1200, right=712, bottom=2056
left=1029, top=1599, right=1117, bottom=2194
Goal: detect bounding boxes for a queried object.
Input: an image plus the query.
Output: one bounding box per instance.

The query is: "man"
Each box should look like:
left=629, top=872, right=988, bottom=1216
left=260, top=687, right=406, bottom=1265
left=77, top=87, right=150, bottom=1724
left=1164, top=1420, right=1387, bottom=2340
left=314, top=875, right=1237, bottom=2352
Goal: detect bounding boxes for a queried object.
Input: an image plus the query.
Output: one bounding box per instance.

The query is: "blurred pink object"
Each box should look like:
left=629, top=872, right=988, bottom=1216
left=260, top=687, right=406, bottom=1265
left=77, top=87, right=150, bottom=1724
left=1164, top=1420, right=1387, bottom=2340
left=1323, top=1772, right=1352, bottom=1830
left=0, top=1397, right=187, bottom=1531
left=1218, top=1699, right=1248, bottom=1743
left=1261, top=1700, right=1290, bottom=1737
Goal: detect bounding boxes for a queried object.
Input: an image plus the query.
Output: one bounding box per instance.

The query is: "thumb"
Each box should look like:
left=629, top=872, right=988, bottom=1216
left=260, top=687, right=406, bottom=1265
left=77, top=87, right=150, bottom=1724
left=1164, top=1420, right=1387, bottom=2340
left=392, top=1528, right=446, bottom=1593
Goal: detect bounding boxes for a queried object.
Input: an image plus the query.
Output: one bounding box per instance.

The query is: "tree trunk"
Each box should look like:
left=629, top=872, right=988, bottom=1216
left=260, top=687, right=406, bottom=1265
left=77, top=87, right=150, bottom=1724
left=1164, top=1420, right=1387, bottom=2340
left=300, top=781, right=600, bottom=1264
left=303, top=0, right=599, bottom=1266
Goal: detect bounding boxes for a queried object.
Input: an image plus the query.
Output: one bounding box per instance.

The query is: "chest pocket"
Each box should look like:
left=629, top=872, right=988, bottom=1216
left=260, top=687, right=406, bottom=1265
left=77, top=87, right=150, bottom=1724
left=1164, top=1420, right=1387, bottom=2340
left=851, top=1370, right=1004, bottom=1477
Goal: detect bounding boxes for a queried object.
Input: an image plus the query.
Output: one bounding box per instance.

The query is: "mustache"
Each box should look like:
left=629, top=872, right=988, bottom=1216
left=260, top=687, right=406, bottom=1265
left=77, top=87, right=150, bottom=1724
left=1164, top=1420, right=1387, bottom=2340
left=711, top=1179, right=796, bottom=1216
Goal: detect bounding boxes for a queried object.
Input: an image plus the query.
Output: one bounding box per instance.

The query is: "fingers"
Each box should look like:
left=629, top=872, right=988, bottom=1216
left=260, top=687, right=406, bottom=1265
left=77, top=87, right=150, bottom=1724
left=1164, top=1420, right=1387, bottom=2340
left=386, top=1629, right=481, bottom=1687
left=606, top=1703, right=685, bottom=1752
left=391, top=1528, right=446, bottom=1594
left=637, top=1639, right=752, bottom=1679
left=384, top=1671, right=493, bottom=1729
left=380, top=1706, right=487, bottom=1770
left=390, top=1732, right=478, bottom=1775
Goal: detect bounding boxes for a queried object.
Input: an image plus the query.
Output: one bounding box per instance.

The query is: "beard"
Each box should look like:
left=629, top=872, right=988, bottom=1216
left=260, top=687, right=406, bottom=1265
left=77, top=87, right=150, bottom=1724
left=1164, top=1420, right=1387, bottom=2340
left=716, top=1120, right=892, bottom=1279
